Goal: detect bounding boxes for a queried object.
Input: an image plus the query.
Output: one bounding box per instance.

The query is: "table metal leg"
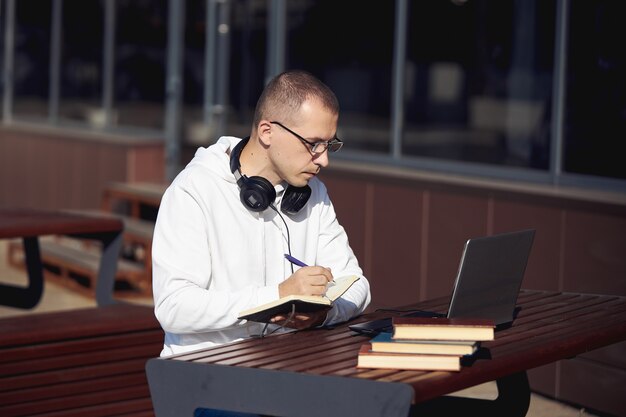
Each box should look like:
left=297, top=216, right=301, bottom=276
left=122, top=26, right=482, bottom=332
left=409, top=371, right=531, bottom=417
left=0, top=237, right=44, bottom=309
left=94, top=231, right=123, bottom=306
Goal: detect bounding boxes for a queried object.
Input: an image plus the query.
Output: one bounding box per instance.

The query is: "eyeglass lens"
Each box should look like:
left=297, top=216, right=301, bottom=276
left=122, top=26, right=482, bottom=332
left=314, top=141, right=342, bottom=153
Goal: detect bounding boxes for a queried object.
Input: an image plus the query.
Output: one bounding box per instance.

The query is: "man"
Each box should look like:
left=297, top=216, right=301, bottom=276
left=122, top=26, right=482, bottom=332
left=152, top=70, right=371, bottom=357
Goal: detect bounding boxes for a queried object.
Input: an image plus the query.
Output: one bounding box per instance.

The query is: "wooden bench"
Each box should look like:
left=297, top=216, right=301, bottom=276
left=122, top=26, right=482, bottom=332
left=0, top=303, right=163, bottom=417
left=101, top=182, right=168, bottom=220
left=8, top=236, right=149, bottom=299
left=68, top=209, right=156, bottom=285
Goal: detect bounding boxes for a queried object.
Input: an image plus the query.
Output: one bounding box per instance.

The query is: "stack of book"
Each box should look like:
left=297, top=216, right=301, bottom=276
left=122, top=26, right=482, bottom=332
left=357, top=317, right=496, bottom=371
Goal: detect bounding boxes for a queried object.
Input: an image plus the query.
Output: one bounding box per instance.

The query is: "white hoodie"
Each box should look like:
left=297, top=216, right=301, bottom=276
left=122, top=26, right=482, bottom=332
left=152, top=136, right=371, bottom=356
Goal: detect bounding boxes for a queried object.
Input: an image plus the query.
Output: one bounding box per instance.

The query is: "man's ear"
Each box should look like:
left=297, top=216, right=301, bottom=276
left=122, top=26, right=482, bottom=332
left=257, top=120, right=273, bottom=146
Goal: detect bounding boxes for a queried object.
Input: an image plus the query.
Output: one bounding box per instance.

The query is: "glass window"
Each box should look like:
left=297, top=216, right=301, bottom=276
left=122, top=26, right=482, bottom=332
left=564, top=0, right=626, bottom=180
left=182, top=0, right=268, bottom=151
left=0, top=3, right=5, bottom=117
left=404, top=0, right=555, bottom=169
left=13, top=0, right=52, bottom=119
left=3, top=0, right=624, bottom=190
left=286, top=0, right=395, bottom=154
left=114, top=0, right=167, bottom=129
left=228, top=0, right=268, bottom=126
left=181, top=0, right=207, bottom=146
left=58, top=0, right=104, bottom=125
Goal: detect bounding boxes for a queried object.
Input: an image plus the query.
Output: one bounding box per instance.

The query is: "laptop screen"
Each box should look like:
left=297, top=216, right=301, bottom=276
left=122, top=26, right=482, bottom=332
left=447, top=229, right=535, bottom=326
left=348, top=229, right=535, bottom=335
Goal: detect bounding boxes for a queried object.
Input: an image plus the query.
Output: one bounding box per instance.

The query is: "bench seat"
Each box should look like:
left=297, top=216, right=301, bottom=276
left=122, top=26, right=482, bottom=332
left=0, top=303, right=162, bottom=417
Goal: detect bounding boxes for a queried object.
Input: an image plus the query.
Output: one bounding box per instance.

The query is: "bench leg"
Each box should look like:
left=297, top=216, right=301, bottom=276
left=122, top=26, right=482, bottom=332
left=409, top=371, right=531, bottom=417
left=0, top=237, right=44, bottom=308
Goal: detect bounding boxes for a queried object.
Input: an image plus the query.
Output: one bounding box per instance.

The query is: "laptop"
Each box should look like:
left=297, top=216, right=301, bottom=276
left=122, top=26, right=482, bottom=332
left=348, top=229, right=535, bottom=335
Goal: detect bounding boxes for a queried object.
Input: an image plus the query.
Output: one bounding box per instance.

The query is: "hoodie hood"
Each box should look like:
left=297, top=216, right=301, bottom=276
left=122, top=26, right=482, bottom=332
left=187, top=136, right=241, bottom=184
left=187, top=136, right=287, bottom=195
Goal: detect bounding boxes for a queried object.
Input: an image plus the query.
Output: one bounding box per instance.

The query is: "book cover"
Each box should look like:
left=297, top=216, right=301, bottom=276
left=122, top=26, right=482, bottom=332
left=392, top=317, right=495, bottom=341
left=356, top=343, right=461, bottom=371
left=369, top=332, right=479, bottom=356
left=237, top=275, right=359, bottom=323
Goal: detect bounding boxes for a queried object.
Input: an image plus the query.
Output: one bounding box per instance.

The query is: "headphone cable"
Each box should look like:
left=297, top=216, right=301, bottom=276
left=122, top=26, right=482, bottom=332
left=270, top=203, right=294, bottom=274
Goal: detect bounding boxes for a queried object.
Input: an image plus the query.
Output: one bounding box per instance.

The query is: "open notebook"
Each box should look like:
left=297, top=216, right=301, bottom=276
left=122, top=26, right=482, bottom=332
left=238, top=274, right=359, bottom=324
left=348, top=229, right=535, bottom=335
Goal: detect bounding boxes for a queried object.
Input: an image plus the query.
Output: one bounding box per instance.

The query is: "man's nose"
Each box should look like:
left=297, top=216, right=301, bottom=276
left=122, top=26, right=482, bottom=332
left=313, top=150, right=330, bottom=168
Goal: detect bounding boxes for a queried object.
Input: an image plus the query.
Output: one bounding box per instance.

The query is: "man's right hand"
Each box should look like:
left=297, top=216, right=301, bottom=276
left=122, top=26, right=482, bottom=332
left=278, top=266, right=333, bottom=298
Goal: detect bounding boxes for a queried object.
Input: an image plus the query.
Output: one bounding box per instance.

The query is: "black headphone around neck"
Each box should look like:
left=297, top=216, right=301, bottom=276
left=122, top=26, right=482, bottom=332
left=229, top=137, right=311, bottom=215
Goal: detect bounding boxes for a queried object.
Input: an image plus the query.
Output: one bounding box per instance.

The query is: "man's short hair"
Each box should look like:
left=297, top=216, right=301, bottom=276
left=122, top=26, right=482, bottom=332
left=253, top=70, right=339, bottom=127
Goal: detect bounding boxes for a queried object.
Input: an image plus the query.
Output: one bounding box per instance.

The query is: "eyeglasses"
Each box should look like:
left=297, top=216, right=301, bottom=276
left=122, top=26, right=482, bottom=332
left=270, top=121, right=343, bottom=154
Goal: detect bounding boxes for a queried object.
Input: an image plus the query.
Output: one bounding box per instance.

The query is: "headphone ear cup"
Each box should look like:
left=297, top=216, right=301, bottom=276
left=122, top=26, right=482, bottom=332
left=231, top=137, right=276, bottom=212
left=230, top=137, right=309, bottom=214
left=238, top=175, right=276, bottom=212
left=281, top=185, right=312, bottom=215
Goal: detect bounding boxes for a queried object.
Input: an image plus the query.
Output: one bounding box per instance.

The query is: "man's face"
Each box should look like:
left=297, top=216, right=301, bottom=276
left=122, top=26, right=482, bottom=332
left=268, top=98, right=338, bottom=188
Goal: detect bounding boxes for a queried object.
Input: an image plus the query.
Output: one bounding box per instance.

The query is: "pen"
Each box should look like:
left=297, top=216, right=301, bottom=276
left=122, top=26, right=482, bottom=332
left=284, top=254, right=308, bottom=267
left=284, top=254, right=336, bottom=285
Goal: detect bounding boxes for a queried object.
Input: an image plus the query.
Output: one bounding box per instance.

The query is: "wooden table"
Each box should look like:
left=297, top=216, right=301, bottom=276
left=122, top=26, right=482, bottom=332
left=0, top=208, right=124, bottom=308
left=146, top=290, right=626, bottom=417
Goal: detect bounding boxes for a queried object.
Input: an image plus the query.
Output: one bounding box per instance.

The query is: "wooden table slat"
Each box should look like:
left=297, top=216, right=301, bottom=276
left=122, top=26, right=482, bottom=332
left=211, top=332, right=360, bottom=367
left=487, top=297, right=626, bottom=348
left=512, top=292, right=586, bottom=318
left=492, top=307, right=626, bottom=359
left=0, top=208, right=123, bottom=239
left=262, top=343, right=362, bottom=372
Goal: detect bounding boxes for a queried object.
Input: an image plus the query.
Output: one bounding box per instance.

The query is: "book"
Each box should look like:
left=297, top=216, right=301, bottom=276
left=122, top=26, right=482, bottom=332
left=237, top=275, right=360, bottom=323
left=369, top=332, right=479, bottom=356
left=392, top=317, right=495, bottom=341
left=357, top=343, right=461, bottom=371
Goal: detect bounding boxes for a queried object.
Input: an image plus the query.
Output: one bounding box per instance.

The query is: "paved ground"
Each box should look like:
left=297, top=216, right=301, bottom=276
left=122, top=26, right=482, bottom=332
left=0, top=240, right=598, bottom=417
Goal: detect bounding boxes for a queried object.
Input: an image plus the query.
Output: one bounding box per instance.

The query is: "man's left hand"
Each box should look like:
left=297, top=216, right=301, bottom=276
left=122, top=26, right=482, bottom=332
left=269, top=309, right=328, bottom=329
